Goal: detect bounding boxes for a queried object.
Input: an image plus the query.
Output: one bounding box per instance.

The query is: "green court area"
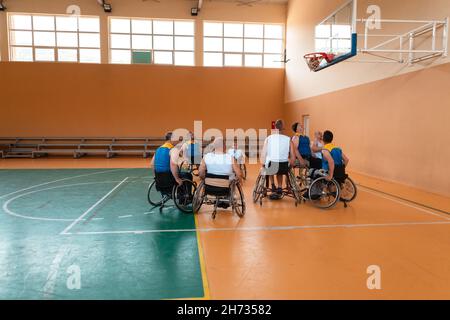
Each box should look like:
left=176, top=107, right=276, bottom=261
left=0, top=168, right=205, bottom=300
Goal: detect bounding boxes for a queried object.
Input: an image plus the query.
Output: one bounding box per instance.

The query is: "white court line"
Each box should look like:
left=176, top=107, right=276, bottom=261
left=64, top=220, right=450, bottom=236
left=0, top=168, right=132, bottom=200
left=62, top=179, right=450, bottom=236
left=2, top=181, right=125, bottom=222
left=358, top=186, right=450, bottom=221
left=43, top=245, right=70, bottom=299
left=60, top=177, right=129, bottom=235
left=118, top=215, right=133, bottom=219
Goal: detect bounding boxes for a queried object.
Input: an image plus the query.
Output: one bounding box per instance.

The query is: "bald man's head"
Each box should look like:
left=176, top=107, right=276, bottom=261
left=212, top=137, right=225, bottom=152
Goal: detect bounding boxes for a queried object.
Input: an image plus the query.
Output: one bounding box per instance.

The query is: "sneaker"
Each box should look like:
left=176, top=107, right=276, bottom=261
left=271, top=184, right=276, bottom=193
left=276, top=187, right=283, bottom=195
left=269, top=193, right=281, bottom=200
left=218, top=201, right=230, bottom=209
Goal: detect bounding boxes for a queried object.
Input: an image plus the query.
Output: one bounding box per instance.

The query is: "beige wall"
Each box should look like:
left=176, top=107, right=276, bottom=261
left=285, top=0, right=450, bottom=102
left=284, top=0, right=450, bottom=195
left=0, top=0, right=287, bottom=64
left=0, top=1, right=286, bottom=135
left=285, top=61, right=450, bottom=197
left=0, top=62, right=284, bottom=137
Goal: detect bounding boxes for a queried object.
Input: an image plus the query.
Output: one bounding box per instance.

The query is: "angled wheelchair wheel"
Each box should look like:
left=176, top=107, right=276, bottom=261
left=147, top=180, right=165, bottom=206
left=173, top=179, right=197, bottom=213
left=252, top=174, right=265, bottom=203
left=231, top=182, right=246, bottom=218
left=308, top=177, right=340, bottom=209
left=179, top=160, right=200, bottom=177
left=192, top=164, right=200, bottom=177
left=192, top=181, right=205, bottom=213
left=288, top=170, right=301, bottom=206
left=240, top=164, right=247, bottom=180
left=339, top=177, right=357, bottom=203
left=178, top=160, right=187, bottom=173
left=296, top=166, right=309, bottom=190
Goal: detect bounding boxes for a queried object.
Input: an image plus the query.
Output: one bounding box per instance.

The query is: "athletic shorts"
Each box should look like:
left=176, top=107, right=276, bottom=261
left=309, top=157, right=322, bottom=170
left=155, top=171, right=193, bottom=195
left=265, top=161, right=289, bottom=176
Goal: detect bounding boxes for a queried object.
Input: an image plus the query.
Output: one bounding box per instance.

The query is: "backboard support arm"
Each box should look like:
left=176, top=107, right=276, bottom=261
left=355, top=18, right=449, bottom=65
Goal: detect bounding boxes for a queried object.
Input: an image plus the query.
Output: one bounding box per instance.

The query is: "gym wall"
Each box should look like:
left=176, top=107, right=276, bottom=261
left=284, top=0, right=450, bottom=196
left=0, top=62, right=285, bottom=137
left=285, top=0, right=450, bottom=101
left=0, top=0, right=286, bottom=137
left=0, top=0, right=286, bottom=64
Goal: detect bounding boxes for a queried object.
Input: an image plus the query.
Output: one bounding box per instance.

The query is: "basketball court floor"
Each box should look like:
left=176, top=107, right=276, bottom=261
left=0, top=0, right=449, bottom=301
left=1, top=160, right=449, bottom=300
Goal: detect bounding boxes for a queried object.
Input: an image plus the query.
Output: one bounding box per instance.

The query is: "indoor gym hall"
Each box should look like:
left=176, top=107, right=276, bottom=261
left=0, top=0, right=449, bottom=300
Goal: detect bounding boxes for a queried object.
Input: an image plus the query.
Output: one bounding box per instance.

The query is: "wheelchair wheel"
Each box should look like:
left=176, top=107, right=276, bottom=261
left=192, top=164, right=200, bottom=177
left=231, top=182, right=246, bottom=218
left=178, top=160, right=187, bottom=172
left=287, top=170, right=301, bottom=206
left=339, top=177, right=357, bottom=202
left=192, top=181, right=205, bottom=213
left=240, top=164, right=247, bottom=180
left=252, top=174, right=265, bottom=203
left=147, top=180, right=165, bottom=206
left=308, top=177, right=340, bottom=209
left=173, top=179, right=197, bottom=213
left=296, top=166, right=309, bottom=190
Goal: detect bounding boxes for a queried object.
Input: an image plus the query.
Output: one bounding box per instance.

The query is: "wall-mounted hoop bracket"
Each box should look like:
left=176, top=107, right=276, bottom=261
left=355, top=17, right=449, bottom=65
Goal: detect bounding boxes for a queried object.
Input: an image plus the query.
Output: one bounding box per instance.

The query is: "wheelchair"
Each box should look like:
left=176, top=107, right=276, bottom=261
left=231, top=153, right=247, bottom=180
left=179, top=155, right=201, bottom=177
left=252, top=165, right=302, bottom=207
left=293, top=157, right=322, bottom=188
left=239, top=163, right=247, bottom=180
left=192, top=174, right=246, bottom=220
left=147, top=172, right=197, bottom=213
left=300, top=166, right=358, bottom=209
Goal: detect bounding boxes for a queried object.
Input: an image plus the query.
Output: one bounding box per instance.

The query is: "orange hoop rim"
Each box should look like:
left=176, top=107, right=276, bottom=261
left=303, top=52, right=335, bottom=63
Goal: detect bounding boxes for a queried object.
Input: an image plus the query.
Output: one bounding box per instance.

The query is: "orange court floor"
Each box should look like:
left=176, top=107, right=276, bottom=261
left=1, top=157, right=450, bottom=300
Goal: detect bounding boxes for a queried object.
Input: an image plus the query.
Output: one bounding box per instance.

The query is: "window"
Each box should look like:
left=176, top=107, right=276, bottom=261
left=314, top=24, right=352, bottom=54
left=109, top=18, right=195, bottom=66
left=8, top=13, right=101, bottom=63
left=203, top=22, right=284, bottom=68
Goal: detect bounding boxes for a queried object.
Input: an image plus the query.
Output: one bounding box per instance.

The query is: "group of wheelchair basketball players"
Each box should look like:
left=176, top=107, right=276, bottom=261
left=149, top=119, right=354, bottom=215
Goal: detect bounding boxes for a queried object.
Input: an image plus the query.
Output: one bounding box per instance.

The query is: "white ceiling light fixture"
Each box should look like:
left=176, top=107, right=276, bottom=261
left=96, top=0, right=112, bottom=13
left=0, top=0, right=7, bottom=11
left=192, top=0, right=203, bottom=16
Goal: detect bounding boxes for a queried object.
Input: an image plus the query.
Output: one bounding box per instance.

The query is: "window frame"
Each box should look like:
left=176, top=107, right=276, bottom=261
left=108, top=16, right=196, bottom=66
left=7, top=12, right=101, bottom=64
left=314, top=24, right=352, bottom=54
left=203, top=21, right=285, bottom=68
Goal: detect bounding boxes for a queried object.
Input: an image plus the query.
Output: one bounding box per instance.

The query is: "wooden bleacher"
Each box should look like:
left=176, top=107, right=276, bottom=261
left=0, top=137, right=259, bottom=159
left=0, top=137, right=165, bottom=159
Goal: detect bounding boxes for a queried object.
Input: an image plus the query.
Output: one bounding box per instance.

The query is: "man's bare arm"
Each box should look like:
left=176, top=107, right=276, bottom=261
left=311, top=141, right=322, bottom=153
left=170, top=149, right=182, bottom=185
left=289, top=141, right=297, bottom=167
left=322, top=150, right=335, bottom=181
left=260, top=138, right=268, bottom=167
left=198, top=159, right=207, bottom=180
left=342, top=152, right=349, bottom=166
left=232, top=158, right=242, bottom=181
left=150, top=154, right=155, bottom=168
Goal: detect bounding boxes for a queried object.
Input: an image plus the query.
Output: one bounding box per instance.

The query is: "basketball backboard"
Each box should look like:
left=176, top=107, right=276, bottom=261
left=305, top=0, right=357, bottom=72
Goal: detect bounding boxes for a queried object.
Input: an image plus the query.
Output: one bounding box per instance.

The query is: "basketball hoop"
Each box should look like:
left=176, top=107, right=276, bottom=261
left=303, top=52, right=335, bottom=72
